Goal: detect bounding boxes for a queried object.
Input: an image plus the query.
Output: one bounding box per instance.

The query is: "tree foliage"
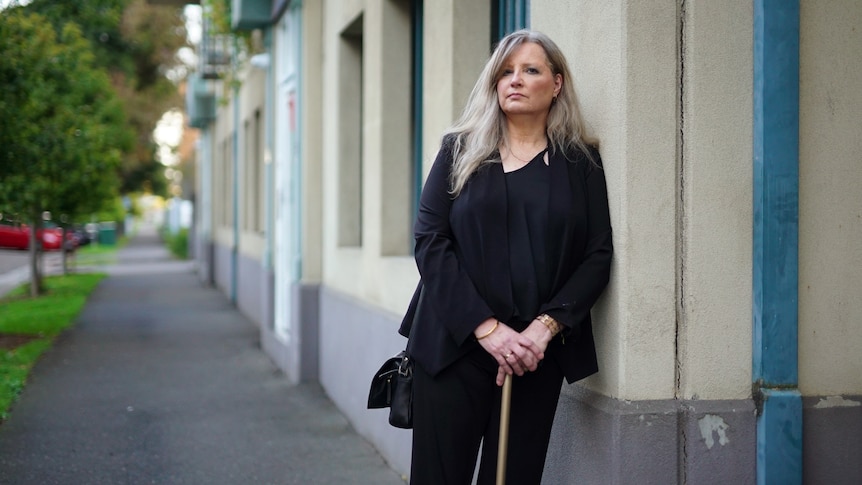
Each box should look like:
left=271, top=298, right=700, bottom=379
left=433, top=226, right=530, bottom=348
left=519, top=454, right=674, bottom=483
left=0, top=10, right=129, bottom=216
left=0, top=9, right=131, bottom=295
left=24, top=0, right=189, bottom=196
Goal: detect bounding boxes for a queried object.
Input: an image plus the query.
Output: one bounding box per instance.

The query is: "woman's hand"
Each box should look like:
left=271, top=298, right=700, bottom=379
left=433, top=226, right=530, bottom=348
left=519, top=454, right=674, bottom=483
left=521, top=319, right=554, bottom=354
left=474, top=318, right=544, bottom=386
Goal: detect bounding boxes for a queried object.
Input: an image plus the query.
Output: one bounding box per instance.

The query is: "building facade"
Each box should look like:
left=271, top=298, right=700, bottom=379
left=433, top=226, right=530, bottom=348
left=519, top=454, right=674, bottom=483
left=188, top=1, right=862, bottom=483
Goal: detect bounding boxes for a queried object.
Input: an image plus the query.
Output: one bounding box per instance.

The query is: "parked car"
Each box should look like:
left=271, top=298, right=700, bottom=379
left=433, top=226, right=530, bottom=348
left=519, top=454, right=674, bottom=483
left=71, top=223, right=93, bottom=247
left=43, top=222, right=83, bottom=251
left=0, top=221, right=65, bottom=251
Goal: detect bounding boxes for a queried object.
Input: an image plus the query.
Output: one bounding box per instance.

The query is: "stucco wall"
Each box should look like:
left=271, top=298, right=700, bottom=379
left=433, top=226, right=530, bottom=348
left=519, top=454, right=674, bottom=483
left=677, top=0, right=753, bottom=401
left=319, top=0, right=499, bottom=316
left=317, top=1, right=496, bottom=478
left=301, top=0, right=324, bottom=284
left=237, top=67, right=266, bottom=263
left=196, top=0, right=862, bottom=481
left=421, top=0, right=490, bottom=170
left=534, top=0, right=678, bottom=402
left=799, top=0, right=862, bottom=396
left=534, top=0, right=754, bottom=402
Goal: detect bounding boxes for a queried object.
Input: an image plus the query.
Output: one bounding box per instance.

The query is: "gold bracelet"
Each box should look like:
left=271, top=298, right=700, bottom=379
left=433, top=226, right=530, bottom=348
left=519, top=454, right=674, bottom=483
left=536, top=314, right=562, bottom=335
left=476, top=320, right=499, bottom=340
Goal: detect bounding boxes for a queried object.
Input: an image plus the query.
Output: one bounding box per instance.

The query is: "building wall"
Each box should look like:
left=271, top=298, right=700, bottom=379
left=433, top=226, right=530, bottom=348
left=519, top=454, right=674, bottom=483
left=319, top=0, right=757, bottom=481
left=261, top=0, right=324, bottom=385
left=194, top=0, right=862, bottom=482
left=798, top=0, right=862, bottom=398
left=534, top=1, right=755, bottom=483
left=535, top=0, right=678, bottom=405
left=318, top=0, right=425, bottom=474
left=211, top=84, right=236, bottom=297
left=321, top=0, right=417, bottom=310
left=206, top=64, right=269, bottom=328
left=300, top=1, right=324, bottom=285
left=798, top=1, right=862, bottom=482
left=235, top=66, right=268, bottom=327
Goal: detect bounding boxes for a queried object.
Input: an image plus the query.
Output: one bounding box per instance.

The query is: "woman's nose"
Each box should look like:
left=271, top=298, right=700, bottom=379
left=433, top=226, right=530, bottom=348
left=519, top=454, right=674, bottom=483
left=510, top=71, right=522, bottom=85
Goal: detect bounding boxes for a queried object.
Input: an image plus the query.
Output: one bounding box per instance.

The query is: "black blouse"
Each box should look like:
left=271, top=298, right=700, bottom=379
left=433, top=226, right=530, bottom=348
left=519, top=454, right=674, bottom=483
left=504, top=148, right=551, bottom=324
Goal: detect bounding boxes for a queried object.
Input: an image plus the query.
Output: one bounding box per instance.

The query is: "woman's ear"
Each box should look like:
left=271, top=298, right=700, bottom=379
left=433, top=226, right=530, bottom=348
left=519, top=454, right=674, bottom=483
left=554, top=73, right=563, bottom=97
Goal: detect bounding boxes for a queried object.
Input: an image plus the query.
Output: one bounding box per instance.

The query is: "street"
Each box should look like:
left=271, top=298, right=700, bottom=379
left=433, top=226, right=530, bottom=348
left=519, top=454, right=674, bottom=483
left=0, top=249, right=66, bottom=297
left=0, top=248, right=29, bottom=274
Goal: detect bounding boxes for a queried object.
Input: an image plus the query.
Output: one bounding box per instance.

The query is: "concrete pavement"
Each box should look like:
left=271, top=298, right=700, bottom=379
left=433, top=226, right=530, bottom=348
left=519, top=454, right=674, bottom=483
left=0, top=227, right=406, bottom=484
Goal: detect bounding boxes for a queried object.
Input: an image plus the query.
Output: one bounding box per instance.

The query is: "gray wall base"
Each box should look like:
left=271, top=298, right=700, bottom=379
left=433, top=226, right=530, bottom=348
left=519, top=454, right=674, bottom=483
left=236, top=252, right=266, bottom=327
left=261, top=283, right=320, bottom=385
left=262, top=269, right=274, bottom=336
left=803, top=395, right=862, bottom=484
left=545, top=387, right=756, bottom=485
left=297, top=283, right=320, bottom=382
left=318, top=286, right=413, bottom=478
left=312, top=286, right=861, bottom=484
left=194, top=238, right=214, bottom=286
left=213, top=243, right=231, bottom=296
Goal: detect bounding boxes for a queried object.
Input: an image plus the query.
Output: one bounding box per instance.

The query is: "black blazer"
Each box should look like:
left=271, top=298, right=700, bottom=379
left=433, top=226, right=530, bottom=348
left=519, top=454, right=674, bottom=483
left=400, top=136, right=613, bottom=383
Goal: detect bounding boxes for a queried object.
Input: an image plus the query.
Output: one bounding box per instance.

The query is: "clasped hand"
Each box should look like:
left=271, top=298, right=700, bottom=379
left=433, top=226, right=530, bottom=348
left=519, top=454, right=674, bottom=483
left=475, top=318, right=553, bottom=386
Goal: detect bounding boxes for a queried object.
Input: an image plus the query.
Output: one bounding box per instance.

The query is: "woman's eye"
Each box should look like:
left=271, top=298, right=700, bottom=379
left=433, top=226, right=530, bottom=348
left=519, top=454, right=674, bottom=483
left=527, top=67, right=539, bottom=74
left=501, top=69, right=513, bottom=76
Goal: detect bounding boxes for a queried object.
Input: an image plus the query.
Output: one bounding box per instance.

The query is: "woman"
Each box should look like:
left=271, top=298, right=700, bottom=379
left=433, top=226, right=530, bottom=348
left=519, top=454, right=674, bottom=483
left=401, top=30, right=613, bottom=484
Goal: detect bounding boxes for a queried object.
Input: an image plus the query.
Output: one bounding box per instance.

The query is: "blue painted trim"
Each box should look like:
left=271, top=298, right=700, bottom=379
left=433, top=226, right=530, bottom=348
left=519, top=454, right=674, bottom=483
left=757, top=389, right=803, bottom=485
left=263, top=27, right=274, bottom=271
left=231, top=37, right=241, bottom=304
left=293, top=2, right=304, bottom=280
left=411, top=0, right=424, bottom=235
left=753, top=1, right=801, bottom=484
left=753, top=0, right=800, bottom=386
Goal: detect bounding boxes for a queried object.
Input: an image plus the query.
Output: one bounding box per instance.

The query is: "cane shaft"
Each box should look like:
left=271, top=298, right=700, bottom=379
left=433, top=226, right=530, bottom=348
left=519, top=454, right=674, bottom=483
left=496, top=373, right=513, bottom=485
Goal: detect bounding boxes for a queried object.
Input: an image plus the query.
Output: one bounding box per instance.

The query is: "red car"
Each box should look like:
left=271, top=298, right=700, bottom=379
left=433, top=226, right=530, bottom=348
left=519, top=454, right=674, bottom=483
left=0, top=221, right=65, bottom=251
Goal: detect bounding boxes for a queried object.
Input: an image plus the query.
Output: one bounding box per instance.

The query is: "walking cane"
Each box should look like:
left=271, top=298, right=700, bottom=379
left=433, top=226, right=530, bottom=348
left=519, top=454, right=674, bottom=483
left=496, top=373, right=513, bottom=485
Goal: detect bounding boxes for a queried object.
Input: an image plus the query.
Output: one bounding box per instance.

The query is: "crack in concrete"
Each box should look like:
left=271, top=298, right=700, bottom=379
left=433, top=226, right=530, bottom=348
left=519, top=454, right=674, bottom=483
left=676, top=0, right=688, bottom=483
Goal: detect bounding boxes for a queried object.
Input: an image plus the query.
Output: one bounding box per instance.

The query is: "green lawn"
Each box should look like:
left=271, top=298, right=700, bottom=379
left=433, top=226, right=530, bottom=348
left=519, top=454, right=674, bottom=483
left=0, top=273, right=105, bottom=420
left=70, top=236, right=127, bottom=267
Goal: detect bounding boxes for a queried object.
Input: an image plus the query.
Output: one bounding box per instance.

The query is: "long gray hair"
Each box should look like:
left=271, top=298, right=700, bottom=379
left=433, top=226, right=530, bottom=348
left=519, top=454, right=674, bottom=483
left=445, top=30, right=597, bottom=196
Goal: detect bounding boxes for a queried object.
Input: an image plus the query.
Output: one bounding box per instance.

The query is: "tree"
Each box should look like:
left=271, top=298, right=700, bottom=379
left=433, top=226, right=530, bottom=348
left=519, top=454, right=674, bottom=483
left=0, top=9, right=131, bottom=296
left=25, top=0, right=189, bottom=197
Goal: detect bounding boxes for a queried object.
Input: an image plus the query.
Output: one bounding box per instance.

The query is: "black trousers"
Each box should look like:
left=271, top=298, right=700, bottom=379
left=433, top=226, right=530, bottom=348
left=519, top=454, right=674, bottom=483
left=410, top=346, right=564, bottom=485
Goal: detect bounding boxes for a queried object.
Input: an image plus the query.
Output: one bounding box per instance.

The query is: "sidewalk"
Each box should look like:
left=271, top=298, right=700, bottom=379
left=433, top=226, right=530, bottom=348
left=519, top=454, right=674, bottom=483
left=0, top=227, right=406, bottom=484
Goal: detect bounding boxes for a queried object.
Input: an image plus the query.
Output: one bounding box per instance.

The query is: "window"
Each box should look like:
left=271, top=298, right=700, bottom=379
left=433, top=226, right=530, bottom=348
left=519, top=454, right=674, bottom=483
left=244, top=118, right=252, bottom=231
left=255, top=109, right=264, bottom=233
left=379, top=0, right=417, bottom=256
left=410, top=0, right=424, bottom=234
left=491, top=0, right=530, bottom=44
left=337, top=15, right=364, bottom=247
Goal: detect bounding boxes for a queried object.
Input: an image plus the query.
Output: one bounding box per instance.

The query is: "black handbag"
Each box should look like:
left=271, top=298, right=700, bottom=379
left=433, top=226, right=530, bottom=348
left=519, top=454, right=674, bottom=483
left=368, top=282, right=423, bottom=429
left=367, top=350, right=413, bottom=429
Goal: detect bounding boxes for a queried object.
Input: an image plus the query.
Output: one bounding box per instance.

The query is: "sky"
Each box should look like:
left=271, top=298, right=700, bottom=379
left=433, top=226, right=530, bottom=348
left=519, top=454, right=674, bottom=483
left=0, top=0, right=31, bottom=9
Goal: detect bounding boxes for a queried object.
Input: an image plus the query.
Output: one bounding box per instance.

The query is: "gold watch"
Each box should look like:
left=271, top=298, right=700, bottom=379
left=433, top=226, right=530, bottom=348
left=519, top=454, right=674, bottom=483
left=536, top=314, right=562, bottom=335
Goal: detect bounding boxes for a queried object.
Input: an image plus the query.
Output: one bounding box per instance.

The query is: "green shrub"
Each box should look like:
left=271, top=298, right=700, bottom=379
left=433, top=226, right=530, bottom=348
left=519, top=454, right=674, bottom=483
left=163, top=227, right=188, bottom=260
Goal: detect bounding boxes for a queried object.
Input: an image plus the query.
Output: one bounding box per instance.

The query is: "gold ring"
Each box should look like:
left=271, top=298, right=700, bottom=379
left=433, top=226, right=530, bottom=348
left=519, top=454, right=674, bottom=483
left=505, top=352, right=513, bottom=359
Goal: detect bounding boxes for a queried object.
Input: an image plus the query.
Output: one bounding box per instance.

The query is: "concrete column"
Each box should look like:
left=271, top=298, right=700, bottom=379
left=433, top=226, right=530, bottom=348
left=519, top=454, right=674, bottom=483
left=798, top=1, right=862, bottom=480
left=536, top=1, right=756, bottom=482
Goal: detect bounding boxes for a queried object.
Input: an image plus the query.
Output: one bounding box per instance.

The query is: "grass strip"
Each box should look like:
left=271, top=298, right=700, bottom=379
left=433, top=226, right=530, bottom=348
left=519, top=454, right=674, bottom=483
left=0, top=273, right=105, bottom=420
left=71, top=236, right=127, bottom=267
